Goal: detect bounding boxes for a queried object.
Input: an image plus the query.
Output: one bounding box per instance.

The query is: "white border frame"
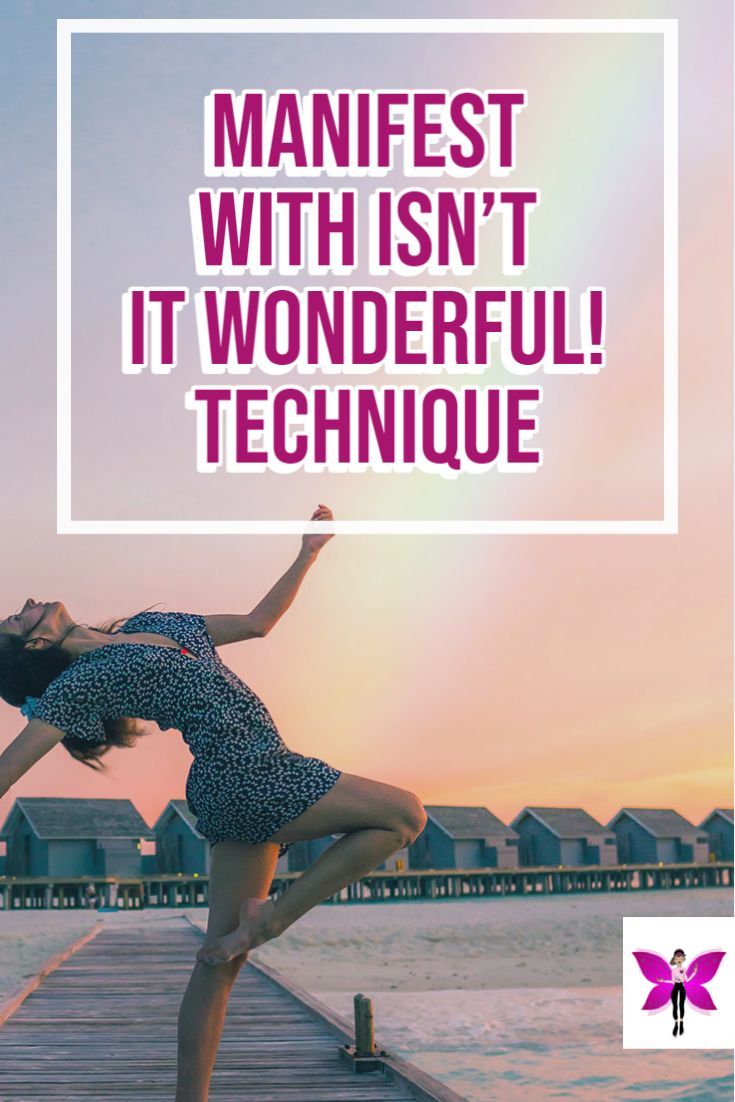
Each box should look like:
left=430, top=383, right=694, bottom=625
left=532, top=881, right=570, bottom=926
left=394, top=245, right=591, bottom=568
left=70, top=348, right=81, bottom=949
left=57, top=18, right=678, bottom=536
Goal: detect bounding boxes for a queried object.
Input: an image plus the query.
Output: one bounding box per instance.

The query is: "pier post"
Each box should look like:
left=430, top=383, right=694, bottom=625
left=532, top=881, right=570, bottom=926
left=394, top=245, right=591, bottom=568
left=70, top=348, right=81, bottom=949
left=354, top=994, right=375, bottom=1057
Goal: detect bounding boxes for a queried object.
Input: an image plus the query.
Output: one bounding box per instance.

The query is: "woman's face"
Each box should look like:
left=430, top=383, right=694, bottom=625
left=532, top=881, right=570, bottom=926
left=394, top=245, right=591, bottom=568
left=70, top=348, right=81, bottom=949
left=0, top=599, right=68, bottom=644
left=674, top=953, right=685, bottom=966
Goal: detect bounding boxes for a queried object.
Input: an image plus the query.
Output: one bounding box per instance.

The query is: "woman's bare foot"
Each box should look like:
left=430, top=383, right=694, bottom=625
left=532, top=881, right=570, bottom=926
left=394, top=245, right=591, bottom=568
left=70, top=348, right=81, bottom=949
left=196, top=898, right=281, bottom=966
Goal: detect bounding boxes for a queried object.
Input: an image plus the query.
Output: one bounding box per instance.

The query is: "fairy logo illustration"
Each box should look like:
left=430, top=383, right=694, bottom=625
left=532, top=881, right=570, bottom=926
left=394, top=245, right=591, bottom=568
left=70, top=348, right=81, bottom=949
left=632, top=947, right=726, bottom=1038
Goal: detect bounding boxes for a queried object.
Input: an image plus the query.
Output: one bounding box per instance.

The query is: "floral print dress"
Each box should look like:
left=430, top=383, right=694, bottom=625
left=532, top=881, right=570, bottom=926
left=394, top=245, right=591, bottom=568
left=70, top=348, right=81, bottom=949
left=32, top=611, right=342, bottom=856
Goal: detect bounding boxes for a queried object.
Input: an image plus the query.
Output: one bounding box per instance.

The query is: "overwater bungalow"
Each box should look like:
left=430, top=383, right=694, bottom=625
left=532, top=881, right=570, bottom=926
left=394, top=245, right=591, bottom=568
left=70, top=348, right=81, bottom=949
left=154, top=800, right=211, bottom=875
left=409, top=805, right=519, bottom=869
left=608, top=808, right=709, bottom=864
left=511, top=807, right=618, bottom=867
left=0, top=797, right=153, bottom=877
left=698, top=809, right=734, bottom=862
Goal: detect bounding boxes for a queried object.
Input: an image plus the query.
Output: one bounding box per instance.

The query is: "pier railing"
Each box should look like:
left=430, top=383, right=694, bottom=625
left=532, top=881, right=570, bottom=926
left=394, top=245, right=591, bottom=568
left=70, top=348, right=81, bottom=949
left=0, top=861, right=730, bottom=909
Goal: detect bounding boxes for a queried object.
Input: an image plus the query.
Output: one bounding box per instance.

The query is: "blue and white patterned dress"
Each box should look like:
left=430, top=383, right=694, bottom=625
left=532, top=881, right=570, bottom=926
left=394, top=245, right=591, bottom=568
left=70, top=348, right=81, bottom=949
left=32, top=611, right=342, bottom=856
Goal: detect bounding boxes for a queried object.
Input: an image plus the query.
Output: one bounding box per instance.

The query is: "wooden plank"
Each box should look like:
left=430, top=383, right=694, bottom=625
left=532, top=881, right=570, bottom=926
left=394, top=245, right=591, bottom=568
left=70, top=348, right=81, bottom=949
left=186, top=915, right=470, bottom=1102
left=249, top=961, right=470, bottom=1102
left=0, top=918, right=438, bottom=1102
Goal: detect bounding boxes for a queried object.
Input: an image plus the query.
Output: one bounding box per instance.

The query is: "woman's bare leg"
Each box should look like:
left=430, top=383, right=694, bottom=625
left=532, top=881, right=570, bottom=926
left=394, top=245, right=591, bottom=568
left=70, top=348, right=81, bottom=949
left=175, top=840, right=279, bottom=1102
left=197, top=773, right=426, bottom=965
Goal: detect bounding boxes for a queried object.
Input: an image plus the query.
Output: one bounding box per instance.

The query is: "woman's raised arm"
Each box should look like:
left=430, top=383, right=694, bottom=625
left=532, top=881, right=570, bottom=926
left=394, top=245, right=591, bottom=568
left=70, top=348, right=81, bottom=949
left=204, top=505, right=335, bottom=646
left=0, top=719, right=66, bottom=797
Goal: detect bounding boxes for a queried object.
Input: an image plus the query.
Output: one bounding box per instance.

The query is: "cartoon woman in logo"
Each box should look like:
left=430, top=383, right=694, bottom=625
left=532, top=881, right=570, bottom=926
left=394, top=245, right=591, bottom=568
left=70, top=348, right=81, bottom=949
left=663, top=949, right=697, bottom=1035
left=632, top=948, right=725, bottom=1037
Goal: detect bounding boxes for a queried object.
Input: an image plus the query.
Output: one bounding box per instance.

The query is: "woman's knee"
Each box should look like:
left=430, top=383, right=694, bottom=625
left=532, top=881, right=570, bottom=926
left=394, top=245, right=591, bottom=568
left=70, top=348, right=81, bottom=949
left=391, top=791, right=428, bottom=846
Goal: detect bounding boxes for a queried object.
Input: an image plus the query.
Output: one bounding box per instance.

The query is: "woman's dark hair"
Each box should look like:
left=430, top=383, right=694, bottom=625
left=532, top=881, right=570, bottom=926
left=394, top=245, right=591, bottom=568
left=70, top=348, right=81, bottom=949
left=0, top=615, right=147, bottom=771
left=670, top=949, right=686, bottom=965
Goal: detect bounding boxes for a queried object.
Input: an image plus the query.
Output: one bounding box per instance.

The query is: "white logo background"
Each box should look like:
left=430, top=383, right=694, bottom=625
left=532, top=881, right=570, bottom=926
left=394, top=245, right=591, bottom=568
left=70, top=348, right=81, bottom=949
left=623, top=915, right=735, bottom=1049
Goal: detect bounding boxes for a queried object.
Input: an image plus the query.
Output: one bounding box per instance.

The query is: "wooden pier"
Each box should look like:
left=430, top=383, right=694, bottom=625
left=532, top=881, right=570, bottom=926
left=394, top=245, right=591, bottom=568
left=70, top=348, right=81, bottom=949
left=0, top=916, right=467, bottom=1102
left=0, top=861, right=730, bottom=910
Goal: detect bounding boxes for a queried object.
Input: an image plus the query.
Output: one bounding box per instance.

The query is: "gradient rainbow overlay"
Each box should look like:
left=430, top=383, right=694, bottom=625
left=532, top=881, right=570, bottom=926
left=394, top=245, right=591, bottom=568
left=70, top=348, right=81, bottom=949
left=0, top=3, right=731, bottom=836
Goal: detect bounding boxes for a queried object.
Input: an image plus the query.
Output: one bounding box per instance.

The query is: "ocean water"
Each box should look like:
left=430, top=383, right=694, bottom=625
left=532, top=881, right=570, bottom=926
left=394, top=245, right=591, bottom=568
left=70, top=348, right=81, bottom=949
left=253, top=890, right=735, bottom=1102
left=316, top=986, right=735, bottom=1102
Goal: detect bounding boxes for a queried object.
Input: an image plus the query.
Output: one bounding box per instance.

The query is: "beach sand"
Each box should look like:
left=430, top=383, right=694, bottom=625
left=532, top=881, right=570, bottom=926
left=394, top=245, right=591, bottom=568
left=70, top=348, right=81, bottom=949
left=0, top=910, right=99, bottom=997
left=248, top=886, right=733, bottom=991
left=0, top=888, right=732, bottom=1100
left=249, top=887, right=735, bottom=1101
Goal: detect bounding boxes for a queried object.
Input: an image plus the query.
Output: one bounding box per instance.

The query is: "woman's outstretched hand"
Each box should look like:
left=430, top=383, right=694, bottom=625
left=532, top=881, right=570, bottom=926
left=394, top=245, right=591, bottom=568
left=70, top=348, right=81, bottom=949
left=301, top=504, right=335, bottom=555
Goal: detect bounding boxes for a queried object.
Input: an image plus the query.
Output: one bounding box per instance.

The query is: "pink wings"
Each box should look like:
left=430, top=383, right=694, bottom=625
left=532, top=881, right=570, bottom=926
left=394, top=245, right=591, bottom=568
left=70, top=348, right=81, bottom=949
left=632, top=950, right=726, bottom=1012
left=632, top=952, right=673, bottom=1010
left=632, top=951, right=670, bottom=983
left=683, top=951, right=726, bottom=1011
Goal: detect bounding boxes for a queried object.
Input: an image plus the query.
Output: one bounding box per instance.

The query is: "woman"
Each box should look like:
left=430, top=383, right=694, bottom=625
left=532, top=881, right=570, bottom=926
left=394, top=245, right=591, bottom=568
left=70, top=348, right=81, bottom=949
left=0, top=504, right=427, bottom=1102
left=660, top=949, right=698, bottom=1036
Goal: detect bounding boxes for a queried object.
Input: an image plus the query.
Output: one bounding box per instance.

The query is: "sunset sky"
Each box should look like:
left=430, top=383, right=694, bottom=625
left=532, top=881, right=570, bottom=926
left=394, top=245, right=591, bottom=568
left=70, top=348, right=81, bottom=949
left=0, top=1, right=731, bottom=835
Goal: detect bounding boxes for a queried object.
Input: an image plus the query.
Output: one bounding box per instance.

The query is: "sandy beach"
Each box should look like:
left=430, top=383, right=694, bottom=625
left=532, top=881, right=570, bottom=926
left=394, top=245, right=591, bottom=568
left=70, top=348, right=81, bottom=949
left=248, top=888, right=734, bottom=991
left=0, top=888, right=732, bottom=1100
left=249, top=888, right=735, bottom=1101
left=0, top=911, right=99, bottom=997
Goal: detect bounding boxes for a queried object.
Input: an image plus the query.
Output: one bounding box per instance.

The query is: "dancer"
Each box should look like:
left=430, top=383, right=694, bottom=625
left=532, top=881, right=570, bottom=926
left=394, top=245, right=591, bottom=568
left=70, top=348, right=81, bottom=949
left=0, top=504, right=427, bottom=1102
